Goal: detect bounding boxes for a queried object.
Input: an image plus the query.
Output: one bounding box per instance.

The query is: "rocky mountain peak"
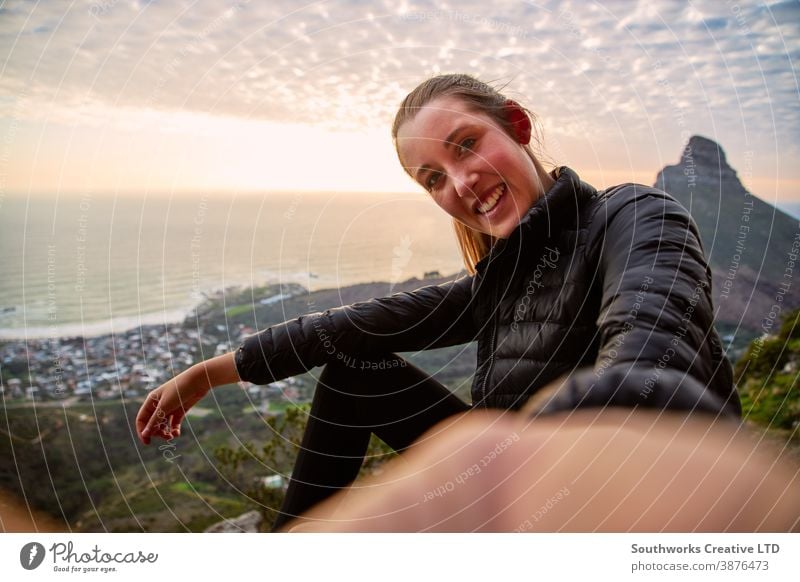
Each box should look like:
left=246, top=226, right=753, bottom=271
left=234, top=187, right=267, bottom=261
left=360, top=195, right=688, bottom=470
left=659, top=134, right=742, bottom=194
left=654, top=134, right=799, bottom=334
left=682, top=135, right=730, bottom=169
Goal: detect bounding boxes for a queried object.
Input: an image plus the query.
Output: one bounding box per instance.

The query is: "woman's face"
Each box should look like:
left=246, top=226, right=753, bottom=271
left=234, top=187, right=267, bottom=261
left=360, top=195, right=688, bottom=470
left=397, top=95, right=549, bottom=239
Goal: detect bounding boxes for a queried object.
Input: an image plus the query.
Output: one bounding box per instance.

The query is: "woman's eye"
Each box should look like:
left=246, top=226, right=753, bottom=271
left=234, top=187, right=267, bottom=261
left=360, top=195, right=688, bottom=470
left=457, top=138, right=476, bottom=155
left=426, top=171, right=442, bottom=191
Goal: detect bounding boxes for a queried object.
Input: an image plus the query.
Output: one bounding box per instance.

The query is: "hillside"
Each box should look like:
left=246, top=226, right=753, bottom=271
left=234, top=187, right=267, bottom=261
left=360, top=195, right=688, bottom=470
left=735, top=308, right=799, bottom=436
left=0, top=276, right=476, bottom=532
left=655, top=136, right=799, bottom=340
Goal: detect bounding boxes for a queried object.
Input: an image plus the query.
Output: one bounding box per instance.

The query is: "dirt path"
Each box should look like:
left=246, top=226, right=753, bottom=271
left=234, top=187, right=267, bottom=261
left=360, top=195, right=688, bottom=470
left=0, top=487, right=68, bottom=532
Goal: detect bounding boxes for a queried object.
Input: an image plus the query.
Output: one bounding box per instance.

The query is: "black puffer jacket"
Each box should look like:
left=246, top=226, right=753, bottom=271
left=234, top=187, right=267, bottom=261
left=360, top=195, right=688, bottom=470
left=235, top=167, right=741, bottom=418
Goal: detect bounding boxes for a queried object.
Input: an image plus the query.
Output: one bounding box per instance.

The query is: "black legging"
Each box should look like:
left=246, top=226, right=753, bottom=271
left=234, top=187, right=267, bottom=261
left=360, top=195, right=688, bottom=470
left=271, top=353, right=469, bottom=531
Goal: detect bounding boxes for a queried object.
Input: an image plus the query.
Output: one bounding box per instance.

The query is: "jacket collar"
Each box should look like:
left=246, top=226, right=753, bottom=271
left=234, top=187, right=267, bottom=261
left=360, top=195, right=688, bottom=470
left=475, top=166, right=597, bottom=275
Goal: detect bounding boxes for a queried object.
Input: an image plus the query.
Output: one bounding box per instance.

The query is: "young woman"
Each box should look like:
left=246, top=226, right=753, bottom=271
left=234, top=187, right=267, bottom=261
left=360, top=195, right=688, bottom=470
left=136, top=74, right=741, bottom=531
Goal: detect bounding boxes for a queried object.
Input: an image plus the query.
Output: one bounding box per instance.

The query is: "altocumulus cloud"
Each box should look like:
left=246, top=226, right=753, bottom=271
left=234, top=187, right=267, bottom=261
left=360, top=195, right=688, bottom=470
left=0, top=0, right=797, bottom=187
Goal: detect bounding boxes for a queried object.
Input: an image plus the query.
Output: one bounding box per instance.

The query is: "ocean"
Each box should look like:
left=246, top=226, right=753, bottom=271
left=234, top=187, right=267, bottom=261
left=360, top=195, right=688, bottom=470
left=777, top=202, right=800, bottom=220
left=0, top=191, right=463, bottom=339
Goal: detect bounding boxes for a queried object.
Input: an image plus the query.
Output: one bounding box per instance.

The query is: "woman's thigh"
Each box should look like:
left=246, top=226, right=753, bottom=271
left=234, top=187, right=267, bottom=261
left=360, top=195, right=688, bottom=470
left=312, top=353, right=470, bottom=451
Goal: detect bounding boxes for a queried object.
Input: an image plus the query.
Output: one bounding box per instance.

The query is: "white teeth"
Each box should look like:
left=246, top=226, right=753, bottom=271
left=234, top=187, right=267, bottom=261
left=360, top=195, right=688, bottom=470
left=478, top=185, right=505, bottom=214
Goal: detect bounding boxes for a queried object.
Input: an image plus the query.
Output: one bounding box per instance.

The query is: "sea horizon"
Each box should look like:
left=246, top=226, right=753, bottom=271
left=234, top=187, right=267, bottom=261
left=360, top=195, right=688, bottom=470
left=2, top=189, right=799, bottom=342
left=0, top=190, right=464, bottom=341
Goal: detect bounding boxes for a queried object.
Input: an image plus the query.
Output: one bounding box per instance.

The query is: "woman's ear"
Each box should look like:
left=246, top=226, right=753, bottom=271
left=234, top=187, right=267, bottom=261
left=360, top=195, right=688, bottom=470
left=504, top=100, right=531, bottom=145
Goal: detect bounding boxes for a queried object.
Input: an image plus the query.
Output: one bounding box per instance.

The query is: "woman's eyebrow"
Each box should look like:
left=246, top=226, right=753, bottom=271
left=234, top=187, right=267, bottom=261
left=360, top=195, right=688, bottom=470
left=415, top=164, right=433, bottom=182
left=442, top=126, right=465, bottom=148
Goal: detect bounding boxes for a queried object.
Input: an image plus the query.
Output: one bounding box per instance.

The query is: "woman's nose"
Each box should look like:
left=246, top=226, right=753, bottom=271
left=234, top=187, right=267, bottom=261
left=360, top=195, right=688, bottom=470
left=454, top=170, right=479, bottom=198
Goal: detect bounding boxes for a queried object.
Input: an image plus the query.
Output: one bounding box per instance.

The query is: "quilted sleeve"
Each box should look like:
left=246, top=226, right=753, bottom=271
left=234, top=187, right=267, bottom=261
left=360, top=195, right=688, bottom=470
left=234, top=275, right=477, bottom=385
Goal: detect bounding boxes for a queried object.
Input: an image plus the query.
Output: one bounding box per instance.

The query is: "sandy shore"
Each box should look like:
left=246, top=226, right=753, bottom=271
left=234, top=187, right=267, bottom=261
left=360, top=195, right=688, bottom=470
left=0, top=487, right=68, bottom=532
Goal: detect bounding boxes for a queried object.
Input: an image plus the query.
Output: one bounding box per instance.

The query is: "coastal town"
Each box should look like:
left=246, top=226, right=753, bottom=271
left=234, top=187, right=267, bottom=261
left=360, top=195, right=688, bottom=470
left=0, top=275, right=459, bottom=412
left=0, top=292, right=310, bottom=411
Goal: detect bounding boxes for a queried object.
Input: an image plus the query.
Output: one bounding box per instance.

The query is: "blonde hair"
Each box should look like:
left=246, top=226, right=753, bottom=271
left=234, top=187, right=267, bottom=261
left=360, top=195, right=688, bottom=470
left=392, top=73, right=545, bottom=274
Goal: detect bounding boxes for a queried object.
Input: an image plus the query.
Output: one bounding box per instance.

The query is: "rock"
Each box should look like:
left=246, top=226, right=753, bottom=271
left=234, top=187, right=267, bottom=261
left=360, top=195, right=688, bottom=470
left=204, top=510, right=263, bottom=533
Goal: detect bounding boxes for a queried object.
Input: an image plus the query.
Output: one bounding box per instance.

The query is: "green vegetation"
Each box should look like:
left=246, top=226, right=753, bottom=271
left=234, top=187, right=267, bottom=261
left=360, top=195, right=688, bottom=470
left=0, top=388, right=268, bottom=532
left=735, top=308, right=800, bottom=434
left=195, top=283, right=307, bottom=330
left=224, top=304, right=257, bottom=318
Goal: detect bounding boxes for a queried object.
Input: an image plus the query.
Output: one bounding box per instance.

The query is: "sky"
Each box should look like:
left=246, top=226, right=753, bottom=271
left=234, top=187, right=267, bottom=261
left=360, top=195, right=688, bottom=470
left=1, top=0, right=798, bottom=207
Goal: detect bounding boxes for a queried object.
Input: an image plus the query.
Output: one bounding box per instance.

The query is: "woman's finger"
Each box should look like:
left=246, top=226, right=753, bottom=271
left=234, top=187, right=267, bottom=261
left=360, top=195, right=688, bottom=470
left=159, top=414, right=175, bottom=439
left=142, top=401, right=169, bottom=443
left=136, top=392, right=161, bottom=444
left=171, top=411, right=186, bottom=437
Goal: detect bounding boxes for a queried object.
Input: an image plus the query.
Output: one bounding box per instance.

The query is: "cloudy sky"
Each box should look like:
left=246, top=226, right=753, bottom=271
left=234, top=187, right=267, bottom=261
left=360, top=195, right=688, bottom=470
left=1, top=0, right=798, bottom=207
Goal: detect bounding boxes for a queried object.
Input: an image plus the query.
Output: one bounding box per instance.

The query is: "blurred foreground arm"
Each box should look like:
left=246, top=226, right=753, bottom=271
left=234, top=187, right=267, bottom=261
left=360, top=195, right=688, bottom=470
left=283, top=409, right=799, bottom=532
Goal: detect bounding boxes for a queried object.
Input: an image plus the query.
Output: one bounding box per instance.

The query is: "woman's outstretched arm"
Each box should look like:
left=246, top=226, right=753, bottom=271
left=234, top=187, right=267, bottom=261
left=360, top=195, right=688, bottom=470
left=136, top=276, right=476, bottom=444
left=527, top=185, right=739, bottom=418
left=235, top=275, right=477, bottom=385
left=135, top=351, right=239, bottom=444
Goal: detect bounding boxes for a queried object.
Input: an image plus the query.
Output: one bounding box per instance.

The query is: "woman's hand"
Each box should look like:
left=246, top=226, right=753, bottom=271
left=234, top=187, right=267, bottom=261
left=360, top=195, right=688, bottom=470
left=135, top=352, right=239, bottom=445
left=135, top=367, right=209, bottom=444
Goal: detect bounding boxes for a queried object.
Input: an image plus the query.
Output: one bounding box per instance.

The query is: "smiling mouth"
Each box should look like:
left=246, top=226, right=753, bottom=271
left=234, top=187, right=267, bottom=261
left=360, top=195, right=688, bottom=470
left=477, top=184, right=506, bottom=215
